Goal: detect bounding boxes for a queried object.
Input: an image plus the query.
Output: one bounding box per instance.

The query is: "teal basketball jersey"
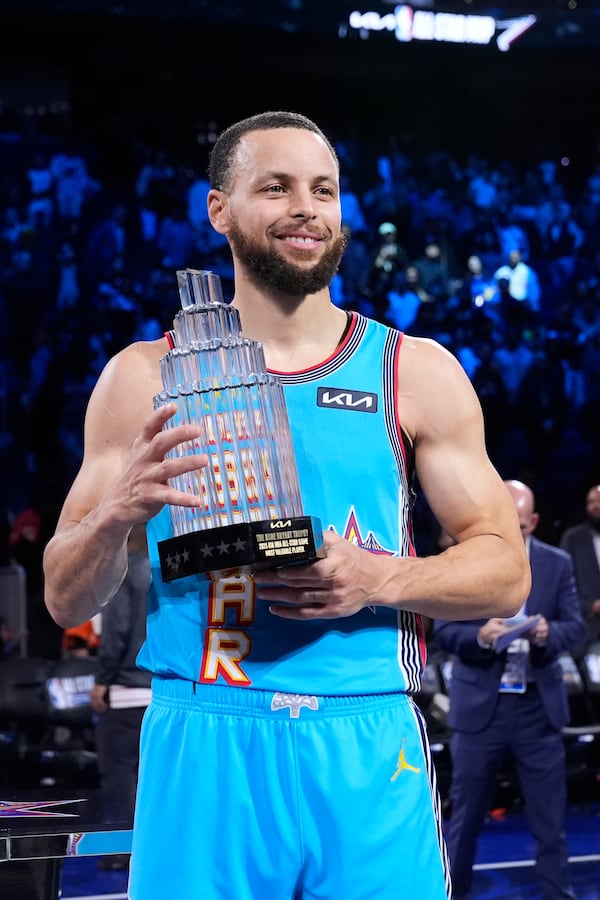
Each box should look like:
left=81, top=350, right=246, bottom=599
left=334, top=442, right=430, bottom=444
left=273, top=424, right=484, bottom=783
left=138, top=312, right=427, bottom=695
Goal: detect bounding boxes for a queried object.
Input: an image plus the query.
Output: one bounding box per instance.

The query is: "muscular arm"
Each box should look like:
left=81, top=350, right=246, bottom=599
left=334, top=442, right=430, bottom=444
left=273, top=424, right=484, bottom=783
left=257, top=336, right=531, bottom=621
left=43, top=341, right=207, bottom=628
left=391, top=335, right=531, bottom=617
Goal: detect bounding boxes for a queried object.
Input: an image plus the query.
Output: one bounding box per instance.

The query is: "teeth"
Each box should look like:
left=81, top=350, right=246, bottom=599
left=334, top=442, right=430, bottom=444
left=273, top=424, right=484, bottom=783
left=287, top=236, right=315, bottom=244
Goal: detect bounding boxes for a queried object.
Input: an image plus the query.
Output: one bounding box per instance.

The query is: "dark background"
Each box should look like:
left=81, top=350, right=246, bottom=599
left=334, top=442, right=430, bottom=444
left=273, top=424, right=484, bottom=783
left=2, top=0, right=600, bottom=189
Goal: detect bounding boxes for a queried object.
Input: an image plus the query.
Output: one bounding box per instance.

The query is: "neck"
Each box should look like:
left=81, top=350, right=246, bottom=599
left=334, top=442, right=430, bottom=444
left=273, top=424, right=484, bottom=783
left=232, top=285, right=348, bottom=372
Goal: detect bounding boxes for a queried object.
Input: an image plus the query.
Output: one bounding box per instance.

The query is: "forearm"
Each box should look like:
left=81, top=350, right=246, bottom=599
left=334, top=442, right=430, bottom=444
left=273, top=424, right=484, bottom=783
left=379, top=534, right=529, bottom=620
left=258, top=531, right=530, bottom=623
left=43, top=511, right=131, bottom=628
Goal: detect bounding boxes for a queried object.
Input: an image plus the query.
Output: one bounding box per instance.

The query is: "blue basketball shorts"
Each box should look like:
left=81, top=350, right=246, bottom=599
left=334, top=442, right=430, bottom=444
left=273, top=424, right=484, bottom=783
left=128, top=678, right=451, bottom=899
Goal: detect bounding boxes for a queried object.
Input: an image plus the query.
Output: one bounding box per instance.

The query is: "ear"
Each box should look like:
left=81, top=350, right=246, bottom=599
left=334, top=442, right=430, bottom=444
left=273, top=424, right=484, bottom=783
left=207, top=189, right=229, bottom=235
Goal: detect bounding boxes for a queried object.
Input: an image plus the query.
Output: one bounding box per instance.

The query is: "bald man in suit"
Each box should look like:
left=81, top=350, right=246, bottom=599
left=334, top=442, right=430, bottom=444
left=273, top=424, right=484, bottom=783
left=434, top=480, right=584, bottom=900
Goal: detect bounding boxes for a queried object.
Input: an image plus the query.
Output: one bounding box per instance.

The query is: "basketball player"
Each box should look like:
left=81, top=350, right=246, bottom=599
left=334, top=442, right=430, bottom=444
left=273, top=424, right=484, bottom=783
left=44, top=111, right=530, bottom=899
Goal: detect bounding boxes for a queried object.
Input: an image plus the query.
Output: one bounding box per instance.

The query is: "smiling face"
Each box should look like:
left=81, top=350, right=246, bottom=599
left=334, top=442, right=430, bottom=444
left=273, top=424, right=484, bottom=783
left=209, top=127, right=347, bottom=297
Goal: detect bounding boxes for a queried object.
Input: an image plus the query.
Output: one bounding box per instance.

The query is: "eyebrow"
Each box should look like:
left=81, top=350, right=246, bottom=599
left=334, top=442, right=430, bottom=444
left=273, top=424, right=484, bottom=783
left=260, top=170, right=338, bottom=185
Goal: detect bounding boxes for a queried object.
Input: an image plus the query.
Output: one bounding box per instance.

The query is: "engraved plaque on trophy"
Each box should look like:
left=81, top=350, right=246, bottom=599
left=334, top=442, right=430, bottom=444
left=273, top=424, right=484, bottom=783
left=153, top=268, right=325, bottom=582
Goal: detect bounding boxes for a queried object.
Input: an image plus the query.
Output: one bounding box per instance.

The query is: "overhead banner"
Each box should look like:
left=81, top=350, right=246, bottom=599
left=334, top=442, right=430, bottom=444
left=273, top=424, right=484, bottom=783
left=345, top=5, right=537, bottom=51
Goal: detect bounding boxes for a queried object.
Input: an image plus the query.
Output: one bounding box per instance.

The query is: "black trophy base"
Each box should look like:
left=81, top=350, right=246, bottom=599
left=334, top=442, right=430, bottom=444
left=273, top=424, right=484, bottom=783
left=158, top=516, right=325, bottom=582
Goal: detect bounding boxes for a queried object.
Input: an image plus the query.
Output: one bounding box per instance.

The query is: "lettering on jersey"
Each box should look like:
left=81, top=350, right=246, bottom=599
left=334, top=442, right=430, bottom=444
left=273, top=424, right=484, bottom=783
left=207, top=570, right=255, bottom=625
left=200, top=628, right=251, bottom=685
left=317, top=387, right=378, bottom=412
left=200, top=570, right=254, bottom=685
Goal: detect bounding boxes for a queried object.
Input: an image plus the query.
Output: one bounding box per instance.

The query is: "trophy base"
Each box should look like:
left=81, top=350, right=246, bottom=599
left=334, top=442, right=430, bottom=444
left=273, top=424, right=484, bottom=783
left=158, top=516, right=325, bottom=582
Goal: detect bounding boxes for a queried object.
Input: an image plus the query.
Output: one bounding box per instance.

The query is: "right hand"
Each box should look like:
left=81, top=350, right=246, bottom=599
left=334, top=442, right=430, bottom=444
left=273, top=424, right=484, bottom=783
left=101, top=403, right=210, bottom=530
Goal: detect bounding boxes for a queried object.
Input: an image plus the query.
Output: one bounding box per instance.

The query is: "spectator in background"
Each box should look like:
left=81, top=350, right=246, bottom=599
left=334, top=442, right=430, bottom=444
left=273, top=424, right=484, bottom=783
left=366, top=221, right=409, bottom=316
left=49, top=138, right=98, bottom=224
left=578, top=331, right=600, bottom=459
left=493, top=249, right=541, bottom=329
left=515, top=338, right=568, bottom=456
left=560, top=484, right=600, bottom=657
left=335, top=223, right=371, bottom=312
left=0, top=205, right=28, bottom=265
left=467, top=159, right=498, bottom=211
left=412, top=242, right=449, bottom=301
left=492, top=327, right=535, bottom=405
left=470, top=341, right=509, bottom=459
left=134, top=146, right=175, bottom=228
left=156, top=198, right=197, bottom=270
left=25, top=151, right=54, bottom=228
left=82, top=202, right=128, bottom=290
left=9, top=479, right=64, bottom=659
left=494, top=208, right=530, bottom=260
left=340, top=172, right=367, bottom=234
left=384, top=267, right=422, bottom=332
left=534, top=199, right=585, bottom=291
left=434, top=480, right=583, bottom=900
left=459, top=254, right=500, bottom=320
left=20, top=321, right=65, bottom=478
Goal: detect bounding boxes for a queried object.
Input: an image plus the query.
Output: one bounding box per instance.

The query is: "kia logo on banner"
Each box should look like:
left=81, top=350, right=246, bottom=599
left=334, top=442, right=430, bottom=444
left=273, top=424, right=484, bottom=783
left=346, top=6, right=537, bottom=52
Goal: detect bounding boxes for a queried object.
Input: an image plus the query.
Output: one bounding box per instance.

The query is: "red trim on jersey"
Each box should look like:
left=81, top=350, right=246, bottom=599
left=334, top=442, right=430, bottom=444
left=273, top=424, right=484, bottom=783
left=268, top=311, right=358, bottom=376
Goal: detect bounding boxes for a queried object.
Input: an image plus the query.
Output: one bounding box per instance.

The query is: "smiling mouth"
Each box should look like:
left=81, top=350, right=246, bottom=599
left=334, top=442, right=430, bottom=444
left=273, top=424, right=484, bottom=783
left=280, top=235, right=323, bottom=249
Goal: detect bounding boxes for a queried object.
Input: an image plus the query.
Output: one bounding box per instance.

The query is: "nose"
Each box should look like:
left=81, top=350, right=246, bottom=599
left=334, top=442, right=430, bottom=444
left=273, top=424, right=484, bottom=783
left=288, top=187, right=317, bottom=219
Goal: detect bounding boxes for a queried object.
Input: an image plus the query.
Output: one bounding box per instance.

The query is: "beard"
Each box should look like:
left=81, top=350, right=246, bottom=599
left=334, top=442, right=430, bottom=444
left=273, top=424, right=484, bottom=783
left=227, top=222, right=347, bottom=297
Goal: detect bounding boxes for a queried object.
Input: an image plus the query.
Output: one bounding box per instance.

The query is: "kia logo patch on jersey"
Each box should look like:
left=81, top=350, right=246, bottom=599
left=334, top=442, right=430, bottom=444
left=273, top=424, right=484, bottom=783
left=317, top=387, right=378, bottom=412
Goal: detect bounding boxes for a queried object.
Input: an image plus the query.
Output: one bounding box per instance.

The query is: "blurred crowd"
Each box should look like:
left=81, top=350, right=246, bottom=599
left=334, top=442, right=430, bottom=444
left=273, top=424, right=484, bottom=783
left=1, top=115, right=600, bottom=659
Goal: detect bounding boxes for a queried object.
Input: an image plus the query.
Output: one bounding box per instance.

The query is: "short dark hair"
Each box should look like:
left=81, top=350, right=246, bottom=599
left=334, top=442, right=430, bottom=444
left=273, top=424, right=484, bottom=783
left=208, top=111, right=339, bottom=191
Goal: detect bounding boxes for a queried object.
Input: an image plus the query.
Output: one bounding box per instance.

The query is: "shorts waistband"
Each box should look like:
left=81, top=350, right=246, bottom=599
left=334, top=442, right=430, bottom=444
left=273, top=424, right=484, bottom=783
left=150, top=676, right=409, bottom=718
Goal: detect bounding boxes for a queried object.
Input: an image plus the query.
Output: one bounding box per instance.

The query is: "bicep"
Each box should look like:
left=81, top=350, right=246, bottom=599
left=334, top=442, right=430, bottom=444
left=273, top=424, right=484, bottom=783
left=404, top=340, right=514, bottom=543
left=55, top=349, right=152, bottom=531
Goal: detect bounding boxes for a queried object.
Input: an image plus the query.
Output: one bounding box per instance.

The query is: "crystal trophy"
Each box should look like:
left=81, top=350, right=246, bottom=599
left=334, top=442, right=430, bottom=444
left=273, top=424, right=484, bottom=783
left=153, top=268, right=325, bottom=582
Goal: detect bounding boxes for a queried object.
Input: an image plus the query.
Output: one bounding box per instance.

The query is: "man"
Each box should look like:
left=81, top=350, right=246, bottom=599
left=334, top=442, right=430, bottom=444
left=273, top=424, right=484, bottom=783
left=560, top=483, right=600, bottom=656
left=43, top=111, right=530, bottom=900
left=493, top=248, right=541, bottom=330
left=434, top=479, right=584, bottom=900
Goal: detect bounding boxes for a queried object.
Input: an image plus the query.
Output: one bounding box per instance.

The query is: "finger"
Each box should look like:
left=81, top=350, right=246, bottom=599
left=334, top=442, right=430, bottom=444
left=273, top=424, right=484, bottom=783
left=255, top=585, right=304, bottom=604
left=268, top=602, right=327, bottom=620
left=143, top=404, right=204, bottom=451
left=253, top=563, right=325, bottom=588
left=152, top=424, right=205, bottom=460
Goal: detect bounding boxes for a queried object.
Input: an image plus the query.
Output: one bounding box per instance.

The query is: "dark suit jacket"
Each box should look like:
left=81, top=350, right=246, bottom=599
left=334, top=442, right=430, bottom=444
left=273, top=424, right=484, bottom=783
left=433, top=537, right=585, bottom=733
left=560, top=522, right=600, bottom=628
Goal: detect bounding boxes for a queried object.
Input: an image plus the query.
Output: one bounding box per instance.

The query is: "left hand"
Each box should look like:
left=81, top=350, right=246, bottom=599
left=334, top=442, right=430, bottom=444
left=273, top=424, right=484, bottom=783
left=525, top=615, right=549, bottom=646
left=254, top=531, right=382, bottom=620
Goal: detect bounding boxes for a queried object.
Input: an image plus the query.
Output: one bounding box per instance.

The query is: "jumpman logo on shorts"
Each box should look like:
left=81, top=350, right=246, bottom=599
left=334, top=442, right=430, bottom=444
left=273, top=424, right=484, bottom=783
left=391, top=738, right=421, bottom=780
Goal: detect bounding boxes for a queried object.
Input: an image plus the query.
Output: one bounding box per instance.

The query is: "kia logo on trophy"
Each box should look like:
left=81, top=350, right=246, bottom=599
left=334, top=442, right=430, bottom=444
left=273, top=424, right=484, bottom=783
left=154, top=268, right=325, bottom=581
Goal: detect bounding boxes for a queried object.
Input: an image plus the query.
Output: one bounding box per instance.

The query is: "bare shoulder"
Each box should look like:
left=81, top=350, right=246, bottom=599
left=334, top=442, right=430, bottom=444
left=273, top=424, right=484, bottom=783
left=397, top=334, right=481, bottom=443
left=85, top=337, right=169, bottom=449
left=101, top=337, right=168, bottom=389
left=399, top=334, right=468, bottom=379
